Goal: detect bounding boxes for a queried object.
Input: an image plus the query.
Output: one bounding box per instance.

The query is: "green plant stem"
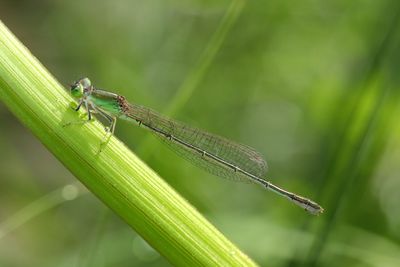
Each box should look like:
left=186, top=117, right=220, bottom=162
left=0, top=20, right=257, bottom=267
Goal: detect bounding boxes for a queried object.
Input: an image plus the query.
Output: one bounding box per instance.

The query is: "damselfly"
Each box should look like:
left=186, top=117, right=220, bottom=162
left=69, top=77, right=323, bottom=215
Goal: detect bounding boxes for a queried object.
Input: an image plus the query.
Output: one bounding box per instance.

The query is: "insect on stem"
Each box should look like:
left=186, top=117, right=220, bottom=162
left=69, top=77, right=324, bottom=215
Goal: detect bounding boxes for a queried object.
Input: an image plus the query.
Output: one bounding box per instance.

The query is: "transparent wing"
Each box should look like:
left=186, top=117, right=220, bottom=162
left=123, top=103, right=268, bottom=183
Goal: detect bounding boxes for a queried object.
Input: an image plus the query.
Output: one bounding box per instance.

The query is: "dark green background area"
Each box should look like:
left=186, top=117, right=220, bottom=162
left=1, top=1, right=400, bottom=266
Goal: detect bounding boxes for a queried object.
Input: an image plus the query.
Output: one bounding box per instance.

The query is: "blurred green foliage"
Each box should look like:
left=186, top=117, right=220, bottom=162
left=1, top=0, right=400, bottom=266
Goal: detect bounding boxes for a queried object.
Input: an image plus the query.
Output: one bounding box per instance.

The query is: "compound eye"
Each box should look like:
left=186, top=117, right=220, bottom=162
left=80, top=77, right=91, bottom=89
left=70, top=83, right=83, bottom=98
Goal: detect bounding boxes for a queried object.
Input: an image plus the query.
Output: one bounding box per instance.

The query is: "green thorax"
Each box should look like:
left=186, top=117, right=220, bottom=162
left=88, top=89, right=122, bottom=115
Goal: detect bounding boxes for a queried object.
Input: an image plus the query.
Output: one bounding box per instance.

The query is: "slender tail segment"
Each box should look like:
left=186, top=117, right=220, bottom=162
left=289, top=194, right=324, bottom=215
left=260, top=179, right=323, bottom=215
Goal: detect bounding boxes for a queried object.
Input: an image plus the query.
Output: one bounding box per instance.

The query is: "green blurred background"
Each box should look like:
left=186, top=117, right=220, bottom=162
left=1, top=0, right=400, bottom=266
